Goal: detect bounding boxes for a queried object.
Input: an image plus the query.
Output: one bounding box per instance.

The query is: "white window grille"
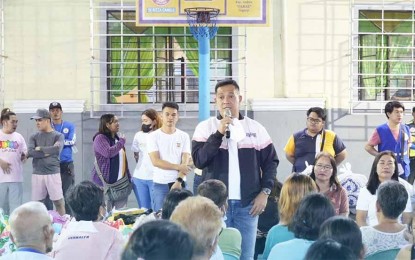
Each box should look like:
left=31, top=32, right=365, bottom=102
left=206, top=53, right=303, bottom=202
left=0, top=0, right=4, bottom=109
left=89, top=0, right=247, bottom=117
left=351, top=0, right=415, bottom=114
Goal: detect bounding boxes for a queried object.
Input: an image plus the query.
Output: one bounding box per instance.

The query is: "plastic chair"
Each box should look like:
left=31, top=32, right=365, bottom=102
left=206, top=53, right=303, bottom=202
left=223, top=252, right=240, bottom=260
left=364, top=248, right=400, bottom=260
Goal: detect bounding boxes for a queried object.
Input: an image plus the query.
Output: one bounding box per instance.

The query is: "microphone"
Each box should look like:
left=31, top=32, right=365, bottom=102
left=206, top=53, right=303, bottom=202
left=224, top=108, right=232, bottom=139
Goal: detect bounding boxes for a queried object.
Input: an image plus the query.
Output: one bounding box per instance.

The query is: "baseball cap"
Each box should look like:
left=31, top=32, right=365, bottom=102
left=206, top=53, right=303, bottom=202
left=49, top=102, right=62, bottom=110
left=30, top=109, right=51, bottom=120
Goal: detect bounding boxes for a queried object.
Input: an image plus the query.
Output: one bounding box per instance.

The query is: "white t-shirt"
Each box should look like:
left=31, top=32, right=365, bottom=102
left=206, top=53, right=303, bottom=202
left=227, top=139, right=241, bottom=200
left=147, top=128, right=191, bottom=184
left=0, top=130, right=28, bottom=183
left=131, top=131, right=154, bottom=180
left=361, top=225, right=409, bottom=256
left=356, top=178, right=412, bottom=226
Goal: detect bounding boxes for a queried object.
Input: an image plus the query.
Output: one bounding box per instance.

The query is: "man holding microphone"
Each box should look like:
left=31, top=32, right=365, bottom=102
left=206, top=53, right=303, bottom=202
left=192, top=79, right=279, bottom=260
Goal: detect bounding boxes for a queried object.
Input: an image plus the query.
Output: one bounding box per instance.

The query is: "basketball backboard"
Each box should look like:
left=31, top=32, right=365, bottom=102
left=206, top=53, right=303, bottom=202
left=136, top=0, right=269, bottom=26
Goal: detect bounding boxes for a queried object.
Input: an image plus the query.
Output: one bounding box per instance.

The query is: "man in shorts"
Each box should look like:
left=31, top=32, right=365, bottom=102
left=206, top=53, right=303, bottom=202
left=27, top=108, right=65, bottom=215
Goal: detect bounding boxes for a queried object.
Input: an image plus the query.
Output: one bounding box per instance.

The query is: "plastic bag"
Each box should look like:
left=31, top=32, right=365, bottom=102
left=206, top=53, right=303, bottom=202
left=0, top=209, right=16, bottom=256
left=338, top=162, right=368, bottom=215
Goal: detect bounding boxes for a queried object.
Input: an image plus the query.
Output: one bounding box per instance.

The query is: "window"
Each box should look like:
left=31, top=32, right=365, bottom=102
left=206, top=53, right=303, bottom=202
left=106, top=11, right=232, bottom=104
left=352, top=7, right=415, bottom=111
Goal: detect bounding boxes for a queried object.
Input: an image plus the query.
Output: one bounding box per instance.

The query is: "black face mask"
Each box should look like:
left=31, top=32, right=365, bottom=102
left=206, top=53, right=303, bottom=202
left=142, top=124, right=152, bottom=133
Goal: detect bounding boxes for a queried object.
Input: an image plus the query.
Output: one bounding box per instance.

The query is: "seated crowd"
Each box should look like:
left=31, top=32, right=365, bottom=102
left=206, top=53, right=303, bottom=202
left=2, top=150, right=415, bottom=260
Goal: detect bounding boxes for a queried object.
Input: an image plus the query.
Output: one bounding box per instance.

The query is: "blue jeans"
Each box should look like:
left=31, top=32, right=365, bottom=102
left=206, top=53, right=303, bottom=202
left=152, top=182, right=170, bottom=212
left=193, top=174, right=203, bottom=194
left=226, top=200, right=258, bottom=260
left=132, top=177, right=153, bottom=210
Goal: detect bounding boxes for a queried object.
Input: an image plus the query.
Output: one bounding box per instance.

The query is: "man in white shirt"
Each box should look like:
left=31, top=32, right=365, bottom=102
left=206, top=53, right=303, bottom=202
left=148, top=102, right=192, bottom=211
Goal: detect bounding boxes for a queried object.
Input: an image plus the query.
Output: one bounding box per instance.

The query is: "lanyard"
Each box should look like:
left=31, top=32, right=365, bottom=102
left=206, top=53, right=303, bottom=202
left=319, top=130, right=326, bottom=152
left=52, top=121, right=64, bottom=133
left=314, top=130, right=326, bottom=157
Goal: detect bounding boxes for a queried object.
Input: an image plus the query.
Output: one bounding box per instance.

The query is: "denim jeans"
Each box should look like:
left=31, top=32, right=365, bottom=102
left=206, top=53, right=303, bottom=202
left=132, top=177, right=153, bottom=210
left=152, top=182, right=170, bottom=211
left=226, top=200, right=258, bottom=260
left=193, top=174, right=203, bottom=194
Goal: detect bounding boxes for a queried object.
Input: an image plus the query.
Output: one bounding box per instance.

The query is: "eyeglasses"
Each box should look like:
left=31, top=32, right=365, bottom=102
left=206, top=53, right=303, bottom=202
left=219, top=227, right=223, bottom=236
left=307, top=117, right=323, bottom=124
left=315, top=164, right=333, bottom=171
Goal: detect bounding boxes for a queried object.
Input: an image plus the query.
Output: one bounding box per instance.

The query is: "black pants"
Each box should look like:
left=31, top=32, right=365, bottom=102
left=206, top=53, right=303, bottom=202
left=44, top=162, right=74, bottom=214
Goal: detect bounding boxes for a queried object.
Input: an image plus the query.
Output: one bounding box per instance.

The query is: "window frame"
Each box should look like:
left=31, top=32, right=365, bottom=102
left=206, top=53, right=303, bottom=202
left=351, top=4, right=415, bottom=114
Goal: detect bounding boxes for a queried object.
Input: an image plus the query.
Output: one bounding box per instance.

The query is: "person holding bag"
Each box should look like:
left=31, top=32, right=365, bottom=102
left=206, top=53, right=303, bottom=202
left=92, top=113, right=132, bottom=210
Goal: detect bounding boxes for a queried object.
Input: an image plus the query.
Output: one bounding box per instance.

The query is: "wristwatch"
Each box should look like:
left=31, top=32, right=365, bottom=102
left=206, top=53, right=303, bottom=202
left=261, top=188, right=271, bottom=196
left=176, top=177, right=184, bottom=183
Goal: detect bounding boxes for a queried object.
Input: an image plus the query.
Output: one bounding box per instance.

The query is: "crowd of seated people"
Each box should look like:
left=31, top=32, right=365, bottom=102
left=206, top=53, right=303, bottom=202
left=267, top=193, right=336, bottom=260
left=262, top=173, right=317, bottom=259
left=3, top=149, right=415, bottom=260
left=261, top=151, right=413, bottom=260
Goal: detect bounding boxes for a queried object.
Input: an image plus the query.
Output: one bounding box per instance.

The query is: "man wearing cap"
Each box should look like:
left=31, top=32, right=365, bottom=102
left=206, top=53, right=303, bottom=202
left=27, top=108, right=65, bottom=216
left=49, top=102, right=76, bottom=214
left=406, top=106, right=415, bottom=184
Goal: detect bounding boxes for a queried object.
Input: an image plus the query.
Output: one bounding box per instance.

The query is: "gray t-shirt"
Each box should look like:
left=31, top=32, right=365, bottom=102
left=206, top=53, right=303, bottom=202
left=28, top=131, right=64, bottom=175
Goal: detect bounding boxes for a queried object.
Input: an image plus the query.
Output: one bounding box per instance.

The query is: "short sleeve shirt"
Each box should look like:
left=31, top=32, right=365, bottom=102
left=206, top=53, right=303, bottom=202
left=356, top=179, right=412, bottom=226
left=147, top=128, right=191, bottom=184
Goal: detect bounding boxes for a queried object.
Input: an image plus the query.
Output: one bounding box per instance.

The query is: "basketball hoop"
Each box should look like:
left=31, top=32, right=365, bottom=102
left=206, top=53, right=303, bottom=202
left=185, top=7, right=220, bottom=39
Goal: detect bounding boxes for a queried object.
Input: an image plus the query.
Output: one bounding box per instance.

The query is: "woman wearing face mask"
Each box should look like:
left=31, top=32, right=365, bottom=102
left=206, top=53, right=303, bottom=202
left=131, top=109, right=162, bottom=210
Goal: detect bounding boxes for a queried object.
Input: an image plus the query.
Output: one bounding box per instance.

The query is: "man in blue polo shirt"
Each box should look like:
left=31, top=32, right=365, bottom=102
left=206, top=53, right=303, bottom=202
left=49, top=102, right=76, bottom=214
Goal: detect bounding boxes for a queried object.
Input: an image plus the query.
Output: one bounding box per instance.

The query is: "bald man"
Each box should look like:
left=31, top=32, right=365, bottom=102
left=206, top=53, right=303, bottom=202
left=2, top=201, right=54, bottom=259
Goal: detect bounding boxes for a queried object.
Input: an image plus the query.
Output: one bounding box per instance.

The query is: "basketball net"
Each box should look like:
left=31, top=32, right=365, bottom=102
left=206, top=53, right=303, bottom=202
left=185, top=7, right=219, bottom=39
